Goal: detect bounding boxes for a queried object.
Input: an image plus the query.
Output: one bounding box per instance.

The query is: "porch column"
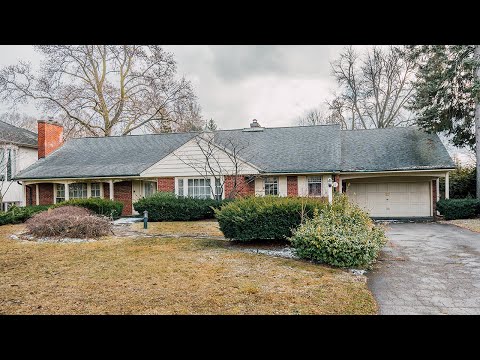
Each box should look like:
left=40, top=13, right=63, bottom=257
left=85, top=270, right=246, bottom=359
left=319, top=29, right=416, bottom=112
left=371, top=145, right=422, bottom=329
left=64, top=183, right=70, bottom=201
left=445, top=172, right=450, bottom=199
left=337, top=175, right=342, bottom=194
left=35, top=184, right=39, bottom=205
left=22, top=183, right=26, bottom=207
left=436, top=178, right=440, bottom=201
left=109, top=180, right=114, bottom=200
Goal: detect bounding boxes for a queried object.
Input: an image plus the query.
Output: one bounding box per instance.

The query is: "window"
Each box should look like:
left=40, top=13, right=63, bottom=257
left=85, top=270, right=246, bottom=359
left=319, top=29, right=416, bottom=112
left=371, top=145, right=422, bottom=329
left=91, top=183, right=101, bottom=198
left=264, top=177, right=278, bottom=196
left=56, top=184, right=65, bottom=203
left=177, top=178, right=184, bottom=197
left=144, top=181, right=156, bottom=198
left=188, top=178, right=211, bottom=199
left=69, top=183, right=87, bottom=199
left=215, top=177, right=222, bottom=201
left=308, top=176, right=322, bottom=196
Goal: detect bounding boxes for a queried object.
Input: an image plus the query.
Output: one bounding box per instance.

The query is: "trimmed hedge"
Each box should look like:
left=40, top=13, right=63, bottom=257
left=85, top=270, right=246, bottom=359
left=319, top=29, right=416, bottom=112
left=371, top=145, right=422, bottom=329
left=289, top=195, right=387, bottom=268
left=133, top=192, right=227, bottom=221
left=436, top=198, right=480, bottom=220
left=0, top=205, right=51, bottom=226
left=53, top=198, right=124, bottom=219
left=214, top=196, right=328, bottom=241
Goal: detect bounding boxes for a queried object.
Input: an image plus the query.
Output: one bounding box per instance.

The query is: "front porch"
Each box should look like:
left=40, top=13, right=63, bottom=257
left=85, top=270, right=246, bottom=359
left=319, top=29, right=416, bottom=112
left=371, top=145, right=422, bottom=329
left=23, top=178, right=160, bottom=216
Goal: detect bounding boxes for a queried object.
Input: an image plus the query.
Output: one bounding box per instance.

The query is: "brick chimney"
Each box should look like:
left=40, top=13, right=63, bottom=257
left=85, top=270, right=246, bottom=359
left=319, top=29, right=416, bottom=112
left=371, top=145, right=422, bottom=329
left=37, top=120, right=64, bottom=159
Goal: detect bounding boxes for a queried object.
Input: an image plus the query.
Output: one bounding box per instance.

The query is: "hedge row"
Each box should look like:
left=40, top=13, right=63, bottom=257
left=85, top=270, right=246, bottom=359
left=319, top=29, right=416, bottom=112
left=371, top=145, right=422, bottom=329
left=436, top=198, right=480, bottom=220
left=133, top=192, right=229, bottom=221
left=52, top=198, right=124, bottom=219
left=214, top=196, right=328, bottom=241
left=0, top=198, right=124, bottom=226
left=0, top=205, right=51, bottom=226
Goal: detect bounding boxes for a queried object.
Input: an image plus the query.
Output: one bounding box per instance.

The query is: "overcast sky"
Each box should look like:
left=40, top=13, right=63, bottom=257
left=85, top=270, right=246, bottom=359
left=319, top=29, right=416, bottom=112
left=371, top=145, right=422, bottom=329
left=0, top=45, right=350, bottom=129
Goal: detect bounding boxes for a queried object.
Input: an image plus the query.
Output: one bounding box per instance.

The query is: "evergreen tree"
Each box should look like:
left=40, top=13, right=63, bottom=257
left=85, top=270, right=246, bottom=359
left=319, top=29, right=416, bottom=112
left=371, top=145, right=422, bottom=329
left=407, top=45, right=480, bottom=198
left=205, top=118, right=218, bottom=131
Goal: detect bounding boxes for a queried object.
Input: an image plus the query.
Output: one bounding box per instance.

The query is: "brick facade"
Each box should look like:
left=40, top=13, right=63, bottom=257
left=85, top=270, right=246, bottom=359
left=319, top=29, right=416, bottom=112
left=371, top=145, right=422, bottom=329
left=287, top=176, right=298, bottom=196
left=26, top=184, right=36, bottom=206
left=114, top=181, right=133, bottom=216
left=38, top=120, right=63, bottom=159
left=157, top=177, right=175, bottom=192
left=38, top=183, right=54, bottom=205
left=224, top=175, right=255, bottom=198
left=103, top=183, right=110, bottom=200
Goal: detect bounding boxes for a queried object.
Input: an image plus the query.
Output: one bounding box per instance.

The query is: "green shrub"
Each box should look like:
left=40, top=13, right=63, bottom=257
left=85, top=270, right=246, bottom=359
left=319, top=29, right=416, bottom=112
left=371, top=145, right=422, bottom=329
left=0, top=205, right=51, bottom=225
left=214, top=196, right=328, bottom=241
left=436, top=198, right=480, bottom=220
left=440, top=166, right=476, bottom=199
left=133, top=192, right=226, bottom=221
left=289, top=195, right=387, bottom=268
left=53, top=198, right=124, bottom=219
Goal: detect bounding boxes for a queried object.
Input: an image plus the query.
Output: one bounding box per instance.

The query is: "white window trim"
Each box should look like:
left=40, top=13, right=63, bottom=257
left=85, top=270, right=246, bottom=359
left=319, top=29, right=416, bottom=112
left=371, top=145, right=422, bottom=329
left=143, top=180, right=157, bottom=198
left=174, top=176, right=224, bottom=200
left=307, top=176, right=323, bottom=197
left=264, top=176, right=279, bottom=196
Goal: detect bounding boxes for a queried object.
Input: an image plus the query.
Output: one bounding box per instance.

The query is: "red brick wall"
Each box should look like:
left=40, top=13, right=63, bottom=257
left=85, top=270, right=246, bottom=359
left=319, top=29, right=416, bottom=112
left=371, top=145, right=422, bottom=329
left=114, top=181, right=132, bottom=216
left=38, top=120, right=63, bottom=159
left=38, top=183, right=54, bottom=205
left=26, top=185, right=36, bottom=206
left=287, top=176, right=298, bottom=196
left=432, top=179, right=437, bottom=217
left=103, top=183, right=110, bottom=199
left=224, top=175, right=255, bottom=198
left=158, top=177, right=175, bottom=192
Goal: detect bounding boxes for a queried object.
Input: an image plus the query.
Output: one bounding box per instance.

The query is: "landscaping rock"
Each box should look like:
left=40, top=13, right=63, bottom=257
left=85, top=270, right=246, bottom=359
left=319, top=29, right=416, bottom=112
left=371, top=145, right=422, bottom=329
left=350, top=269, right=366, bottom=276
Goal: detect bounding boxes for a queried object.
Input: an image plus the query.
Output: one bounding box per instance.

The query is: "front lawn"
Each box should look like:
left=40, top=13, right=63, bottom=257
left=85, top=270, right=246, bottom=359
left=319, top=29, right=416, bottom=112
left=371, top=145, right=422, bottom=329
left=441, top=218, right=480, bottom=233
left=0, top=223, right=377, bottom=314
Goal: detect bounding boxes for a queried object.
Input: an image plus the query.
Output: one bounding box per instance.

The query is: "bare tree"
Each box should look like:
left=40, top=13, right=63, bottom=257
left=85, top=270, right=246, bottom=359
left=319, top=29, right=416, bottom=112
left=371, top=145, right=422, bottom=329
left=0, top=45, right=196, bottom=136
left=146, top=99, right=204, bottom=134
left=297, top=104, right=341, bottom=127
left=172, top=133, right=256, bottom=199
left=330, top=45, right=416, bottom=129
left=0, top=112, right=37, bottom=133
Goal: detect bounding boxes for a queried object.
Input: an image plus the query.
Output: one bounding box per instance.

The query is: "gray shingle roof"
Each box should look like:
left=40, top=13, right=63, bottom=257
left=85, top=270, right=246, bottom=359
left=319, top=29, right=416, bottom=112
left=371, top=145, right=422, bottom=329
left=15, top=132, right=195, bottom=179
left=215, top=125, right=341, bottom=173
left=340, top=127, right=455, bottom=172
left=15, top=124, right=455, bottom=180
left=0, top=120, right=38, bottom=148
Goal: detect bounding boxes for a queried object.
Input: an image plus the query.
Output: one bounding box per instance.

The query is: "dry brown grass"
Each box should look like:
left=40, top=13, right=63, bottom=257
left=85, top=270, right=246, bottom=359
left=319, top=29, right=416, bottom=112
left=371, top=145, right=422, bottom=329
left=0, top=223, right=377, bottom=315
left=441, top=218, right=480, bottom=233
left=132, top=220, right=224, bottom=238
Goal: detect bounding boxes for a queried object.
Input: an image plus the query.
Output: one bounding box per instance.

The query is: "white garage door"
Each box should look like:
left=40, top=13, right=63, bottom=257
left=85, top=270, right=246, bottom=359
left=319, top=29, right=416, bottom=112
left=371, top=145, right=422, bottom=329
left=346, top=182, right=431, bottom=217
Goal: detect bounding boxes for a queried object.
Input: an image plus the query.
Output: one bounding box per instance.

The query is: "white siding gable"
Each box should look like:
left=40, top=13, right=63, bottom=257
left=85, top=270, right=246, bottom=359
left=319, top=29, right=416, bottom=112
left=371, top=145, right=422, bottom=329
left=141, top=137, right=259, bottom=177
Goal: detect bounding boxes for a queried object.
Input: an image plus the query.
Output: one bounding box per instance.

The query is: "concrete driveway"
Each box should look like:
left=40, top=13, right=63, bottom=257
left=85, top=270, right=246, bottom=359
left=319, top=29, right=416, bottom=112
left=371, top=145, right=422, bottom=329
left=368, top=222, right=480, bottom=315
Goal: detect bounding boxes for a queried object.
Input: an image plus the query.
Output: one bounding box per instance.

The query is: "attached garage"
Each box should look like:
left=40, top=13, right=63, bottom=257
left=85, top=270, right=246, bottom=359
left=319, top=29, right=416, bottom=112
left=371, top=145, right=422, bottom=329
left=346, top=180, right=432, bottom=218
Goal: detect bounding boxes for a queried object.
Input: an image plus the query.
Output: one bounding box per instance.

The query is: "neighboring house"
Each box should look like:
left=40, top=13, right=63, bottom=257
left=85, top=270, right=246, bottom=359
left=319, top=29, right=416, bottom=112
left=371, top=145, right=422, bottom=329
left=0, top=120, right=38, bottom=211
left=15, top=119, right=455, bottom=219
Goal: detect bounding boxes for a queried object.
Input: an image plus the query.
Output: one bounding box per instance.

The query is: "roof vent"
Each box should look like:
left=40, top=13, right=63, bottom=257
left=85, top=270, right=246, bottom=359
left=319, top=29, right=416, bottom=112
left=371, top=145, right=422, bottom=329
left=243, top=119, right=264, bottom=132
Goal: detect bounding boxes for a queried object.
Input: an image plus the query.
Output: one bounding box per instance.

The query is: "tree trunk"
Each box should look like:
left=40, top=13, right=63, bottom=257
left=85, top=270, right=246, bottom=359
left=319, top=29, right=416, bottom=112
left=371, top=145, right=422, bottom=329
left=476, top=45, right=480, bottom=199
